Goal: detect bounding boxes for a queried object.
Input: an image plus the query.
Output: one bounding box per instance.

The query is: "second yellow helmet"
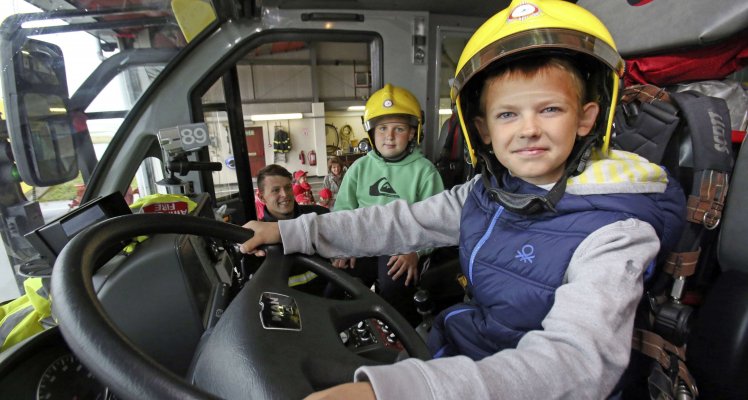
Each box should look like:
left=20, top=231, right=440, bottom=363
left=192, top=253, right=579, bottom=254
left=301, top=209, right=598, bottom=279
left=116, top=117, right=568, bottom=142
left=363, top=83, right=423, bottom=144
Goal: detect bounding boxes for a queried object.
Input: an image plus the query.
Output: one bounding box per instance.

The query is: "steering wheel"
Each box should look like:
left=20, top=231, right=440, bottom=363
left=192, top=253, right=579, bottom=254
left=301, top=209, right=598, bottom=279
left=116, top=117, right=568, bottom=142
left=51, top=214, right=430, bottom=399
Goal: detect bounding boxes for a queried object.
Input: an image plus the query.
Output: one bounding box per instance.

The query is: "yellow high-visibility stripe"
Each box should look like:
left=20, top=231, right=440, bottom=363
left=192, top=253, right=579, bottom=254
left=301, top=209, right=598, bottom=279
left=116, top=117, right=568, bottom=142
left=569, top=149, right=668, bottom=187
left=288, top=271, right=318, bottom=287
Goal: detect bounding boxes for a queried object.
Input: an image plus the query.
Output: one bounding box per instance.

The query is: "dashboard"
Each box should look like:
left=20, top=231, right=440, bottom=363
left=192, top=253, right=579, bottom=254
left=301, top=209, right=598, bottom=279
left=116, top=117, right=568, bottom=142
left=0, top=328, right=115, bottom=399
left=0, top=191, right=420, bottom=398
left=0, top=193, right=236, bottom=399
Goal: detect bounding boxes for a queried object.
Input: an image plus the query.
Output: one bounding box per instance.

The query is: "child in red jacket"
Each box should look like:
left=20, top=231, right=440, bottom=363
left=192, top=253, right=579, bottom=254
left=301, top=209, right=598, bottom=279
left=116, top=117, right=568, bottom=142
left=293, top=170, right=315, bottom=205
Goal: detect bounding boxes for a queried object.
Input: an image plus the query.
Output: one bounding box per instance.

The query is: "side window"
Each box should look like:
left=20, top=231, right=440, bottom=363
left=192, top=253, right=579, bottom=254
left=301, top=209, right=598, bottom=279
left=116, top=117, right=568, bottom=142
left=26, top=57, right=168, bottom=220
left=432, top=27, right=473, bottom=151
left=134, top=156, right=165, bottom=199
left=196, top=34, right=380, bottom=221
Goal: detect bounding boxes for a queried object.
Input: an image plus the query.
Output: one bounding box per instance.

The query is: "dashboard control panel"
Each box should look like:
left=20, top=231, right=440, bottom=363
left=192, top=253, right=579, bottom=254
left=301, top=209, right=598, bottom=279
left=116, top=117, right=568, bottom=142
left=339, top=319, right=404, bottom=362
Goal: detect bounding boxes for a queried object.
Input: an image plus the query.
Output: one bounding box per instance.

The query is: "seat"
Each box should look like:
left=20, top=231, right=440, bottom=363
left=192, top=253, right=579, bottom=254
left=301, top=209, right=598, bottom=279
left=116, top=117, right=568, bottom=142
left=612, top=85, right=737, bottom=399
left=686, top=138, right=748, bottom=399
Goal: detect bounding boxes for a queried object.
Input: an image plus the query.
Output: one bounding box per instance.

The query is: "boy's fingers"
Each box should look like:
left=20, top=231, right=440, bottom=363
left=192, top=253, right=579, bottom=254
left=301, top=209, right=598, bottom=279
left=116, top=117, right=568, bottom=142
left=239, top=238, right=258, bottom=254
left=389, top=264, right=405, bottom=280
left=386, top=255, right=398, bottom=267
left=387, top=261, right=398, bottom=276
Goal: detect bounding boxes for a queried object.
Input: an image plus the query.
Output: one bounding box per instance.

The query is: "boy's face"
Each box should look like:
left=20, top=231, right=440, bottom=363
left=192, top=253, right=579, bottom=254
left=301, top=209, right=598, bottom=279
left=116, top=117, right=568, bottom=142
left=373, top=117, right=415, bottom=159
left=474, top=66, right=599, bottom=185
left=297, top=175, right=307, bottom=184
left=258, top=175, right=295, bottom=219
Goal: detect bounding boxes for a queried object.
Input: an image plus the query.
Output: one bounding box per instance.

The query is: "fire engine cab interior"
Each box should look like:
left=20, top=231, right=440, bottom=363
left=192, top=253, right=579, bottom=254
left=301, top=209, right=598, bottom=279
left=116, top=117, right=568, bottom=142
left=0, top=0, right=746, bottom=399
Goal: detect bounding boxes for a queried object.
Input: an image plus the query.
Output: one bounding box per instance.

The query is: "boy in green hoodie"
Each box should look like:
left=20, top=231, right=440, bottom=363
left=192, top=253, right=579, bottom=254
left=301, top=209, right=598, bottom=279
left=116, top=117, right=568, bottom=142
left=331, top=83, right=444, bottom=324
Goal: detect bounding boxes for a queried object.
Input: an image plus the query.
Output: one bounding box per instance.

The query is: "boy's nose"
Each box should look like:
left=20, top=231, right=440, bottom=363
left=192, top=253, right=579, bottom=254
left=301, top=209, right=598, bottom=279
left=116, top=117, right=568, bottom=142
left=519, top=115, right=541, bottom=138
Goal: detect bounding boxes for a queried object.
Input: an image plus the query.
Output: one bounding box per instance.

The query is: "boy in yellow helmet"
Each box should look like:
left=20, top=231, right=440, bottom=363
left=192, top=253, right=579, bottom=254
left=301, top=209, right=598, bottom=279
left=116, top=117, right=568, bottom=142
left=242, top=1, right=685, bottom=398
left=331, top=83, right=444, bottom=325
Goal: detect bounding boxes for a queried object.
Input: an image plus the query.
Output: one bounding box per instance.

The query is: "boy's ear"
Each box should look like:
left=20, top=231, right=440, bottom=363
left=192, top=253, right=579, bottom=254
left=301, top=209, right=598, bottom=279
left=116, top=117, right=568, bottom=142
left=257, top=190, right=265, bottom=203
left=576, top=102, right=600, bottom=137
left=473, top=116, right=491, bottom=145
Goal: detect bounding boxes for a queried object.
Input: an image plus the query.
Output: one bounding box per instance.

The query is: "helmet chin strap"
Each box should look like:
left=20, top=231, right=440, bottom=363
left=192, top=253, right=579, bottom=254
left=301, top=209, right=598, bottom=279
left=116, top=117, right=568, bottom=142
left=479, top=135, right=597, bottom=215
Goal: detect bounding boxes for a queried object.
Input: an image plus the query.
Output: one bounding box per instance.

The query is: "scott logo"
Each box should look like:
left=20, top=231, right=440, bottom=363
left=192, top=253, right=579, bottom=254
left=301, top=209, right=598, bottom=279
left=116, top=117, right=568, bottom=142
left=708, top=110, right=730, bottom=154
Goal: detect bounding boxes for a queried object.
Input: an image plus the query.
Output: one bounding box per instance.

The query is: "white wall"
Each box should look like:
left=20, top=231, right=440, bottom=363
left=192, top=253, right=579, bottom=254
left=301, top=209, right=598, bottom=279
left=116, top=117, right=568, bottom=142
left=205, top=103, right=368, bottom=181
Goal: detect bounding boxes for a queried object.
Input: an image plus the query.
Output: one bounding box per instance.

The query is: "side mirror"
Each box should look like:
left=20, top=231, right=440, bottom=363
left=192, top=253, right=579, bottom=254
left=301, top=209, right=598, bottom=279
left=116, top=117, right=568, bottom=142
left=2, top=38, right=78, bottom=186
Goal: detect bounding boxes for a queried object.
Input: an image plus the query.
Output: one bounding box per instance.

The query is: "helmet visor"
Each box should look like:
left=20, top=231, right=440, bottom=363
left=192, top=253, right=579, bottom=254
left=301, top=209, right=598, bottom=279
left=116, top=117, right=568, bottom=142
left=363, top=114, right=420, bottom=132
left=451, top=28, right=624, bottom=101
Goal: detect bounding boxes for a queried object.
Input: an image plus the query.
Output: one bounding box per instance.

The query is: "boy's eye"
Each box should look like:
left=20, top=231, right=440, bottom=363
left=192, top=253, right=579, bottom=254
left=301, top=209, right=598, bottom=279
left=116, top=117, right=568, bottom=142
left=542, top=106, right=561, bottom=113
left=497, top=112, right=515, bottom=119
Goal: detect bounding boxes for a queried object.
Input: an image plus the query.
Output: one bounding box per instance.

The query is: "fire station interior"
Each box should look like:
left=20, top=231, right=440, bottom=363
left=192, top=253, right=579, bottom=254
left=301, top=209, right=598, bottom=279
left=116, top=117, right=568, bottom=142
left=197, top=33, right=469, bottom=216
left=0, top=1, right=747, bottom=399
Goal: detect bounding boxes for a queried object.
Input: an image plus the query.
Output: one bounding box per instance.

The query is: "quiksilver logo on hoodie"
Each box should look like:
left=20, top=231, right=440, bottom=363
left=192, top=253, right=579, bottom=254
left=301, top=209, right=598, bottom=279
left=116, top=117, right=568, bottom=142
left=369, top=177, right=399, bottom=198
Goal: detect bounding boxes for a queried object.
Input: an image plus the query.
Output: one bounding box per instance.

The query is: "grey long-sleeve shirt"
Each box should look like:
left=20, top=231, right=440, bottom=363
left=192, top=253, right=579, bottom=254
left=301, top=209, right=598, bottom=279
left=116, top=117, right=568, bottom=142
left=278, top=176, right=659, bottom=399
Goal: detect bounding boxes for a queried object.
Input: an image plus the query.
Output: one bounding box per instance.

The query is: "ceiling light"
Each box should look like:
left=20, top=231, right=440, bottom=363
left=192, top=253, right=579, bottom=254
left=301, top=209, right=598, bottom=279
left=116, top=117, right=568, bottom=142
left=249, top=113, right=303, bottom=121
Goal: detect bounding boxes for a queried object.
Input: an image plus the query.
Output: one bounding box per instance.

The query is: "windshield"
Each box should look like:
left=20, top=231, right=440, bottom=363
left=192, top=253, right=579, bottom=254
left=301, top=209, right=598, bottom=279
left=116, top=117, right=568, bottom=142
left=0, top=0, right=213, bottom=221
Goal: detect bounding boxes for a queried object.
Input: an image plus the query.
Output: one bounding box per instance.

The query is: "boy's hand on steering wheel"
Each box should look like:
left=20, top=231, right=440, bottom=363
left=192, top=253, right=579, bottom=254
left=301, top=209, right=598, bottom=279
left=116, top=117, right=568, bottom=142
left=240, top=221, right=281, bottom=256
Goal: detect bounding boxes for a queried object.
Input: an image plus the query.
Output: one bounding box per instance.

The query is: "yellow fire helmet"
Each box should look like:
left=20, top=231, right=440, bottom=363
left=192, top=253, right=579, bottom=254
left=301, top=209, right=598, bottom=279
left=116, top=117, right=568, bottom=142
left=363, top=84, right=423, bottom=159
left=451, top=0, right=624, bottom=167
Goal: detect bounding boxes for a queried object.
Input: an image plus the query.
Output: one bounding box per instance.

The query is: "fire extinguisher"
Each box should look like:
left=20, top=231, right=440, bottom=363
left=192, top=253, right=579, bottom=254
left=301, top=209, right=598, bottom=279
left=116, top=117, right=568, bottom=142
left=309, top=150, right=317, bottom=166
left=299, top=150, right=306, bottom=164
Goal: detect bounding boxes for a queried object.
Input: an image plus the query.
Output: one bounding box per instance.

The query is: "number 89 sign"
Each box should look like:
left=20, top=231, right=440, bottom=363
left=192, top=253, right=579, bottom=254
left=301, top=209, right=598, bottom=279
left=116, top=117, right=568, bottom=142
left=178, top=123, right=210, bottom=151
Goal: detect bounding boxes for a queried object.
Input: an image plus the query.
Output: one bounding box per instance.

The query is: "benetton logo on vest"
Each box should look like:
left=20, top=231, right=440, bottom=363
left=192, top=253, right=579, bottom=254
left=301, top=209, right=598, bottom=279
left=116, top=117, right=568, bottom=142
left=515, top=244, right=535, bottom=263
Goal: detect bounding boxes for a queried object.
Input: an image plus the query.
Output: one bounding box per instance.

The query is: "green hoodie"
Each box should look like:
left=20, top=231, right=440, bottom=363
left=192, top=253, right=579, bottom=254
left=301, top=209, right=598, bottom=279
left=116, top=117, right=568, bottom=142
left=333, top=149, right=444, bottom=212
left=334, top=149, right=444, bottom=257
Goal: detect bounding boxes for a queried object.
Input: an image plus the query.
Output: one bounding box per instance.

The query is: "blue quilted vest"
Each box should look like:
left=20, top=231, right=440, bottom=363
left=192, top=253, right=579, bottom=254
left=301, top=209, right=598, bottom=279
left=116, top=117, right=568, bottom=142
left=428, top=174, right=684, bottom=360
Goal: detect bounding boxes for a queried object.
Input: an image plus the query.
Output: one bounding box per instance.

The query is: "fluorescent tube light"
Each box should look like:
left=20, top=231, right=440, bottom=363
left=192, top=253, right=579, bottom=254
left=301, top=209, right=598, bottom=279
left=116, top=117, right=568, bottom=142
left=439, top=108, right=453, bottom=115
left=347, top=105, right=365, bottom=111
left=249, top=113, right=303, bottom=121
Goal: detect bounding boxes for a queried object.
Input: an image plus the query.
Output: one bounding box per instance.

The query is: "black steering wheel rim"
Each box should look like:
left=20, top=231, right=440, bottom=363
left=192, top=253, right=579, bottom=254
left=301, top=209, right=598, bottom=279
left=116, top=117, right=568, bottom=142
left=51, top=213, right=429, bottom=399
